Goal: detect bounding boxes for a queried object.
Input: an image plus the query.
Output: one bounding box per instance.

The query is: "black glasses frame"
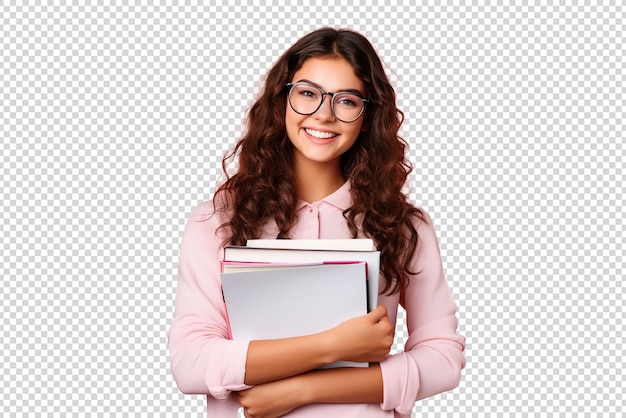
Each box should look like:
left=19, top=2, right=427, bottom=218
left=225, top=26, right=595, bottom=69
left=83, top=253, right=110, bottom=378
left=285, top=82, right=370, bottom=123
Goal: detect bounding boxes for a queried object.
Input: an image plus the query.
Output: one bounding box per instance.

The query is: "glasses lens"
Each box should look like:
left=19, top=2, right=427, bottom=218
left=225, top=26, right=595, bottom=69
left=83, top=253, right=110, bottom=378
left=333, top=93, right=365, bottom=122
left=289, top=84, right=323, bottom=115
left=289, top=83, right=366, bottom=122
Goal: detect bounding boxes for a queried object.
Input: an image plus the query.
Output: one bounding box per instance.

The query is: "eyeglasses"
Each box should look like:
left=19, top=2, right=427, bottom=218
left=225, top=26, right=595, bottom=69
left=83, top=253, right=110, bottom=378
left=285, top=82, right=370, bottom=123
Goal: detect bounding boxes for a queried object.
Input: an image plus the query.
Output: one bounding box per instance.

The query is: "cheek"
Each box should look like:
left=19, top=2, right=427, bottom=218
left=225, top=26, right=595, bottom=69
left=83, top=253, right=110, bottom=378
left=345, top=125, right=363, bottom=143
left=285, top=110, right=296, bottom=130
left=285, top=108, right=306, bottom=130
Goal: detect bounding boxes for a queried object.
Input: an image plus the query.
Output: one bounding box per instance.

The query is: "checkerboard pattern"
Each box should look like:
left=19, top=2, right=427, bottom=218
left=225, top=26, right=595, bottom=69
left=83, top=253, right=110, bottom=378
left=1, top=2, right=623, bottom=417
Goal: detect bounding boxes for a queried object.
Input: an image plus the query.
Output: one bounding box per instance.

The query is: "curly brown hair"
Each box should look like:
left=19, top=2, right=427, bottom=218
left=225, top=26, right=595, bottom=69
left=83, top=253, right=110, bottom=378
left=214, top=28, right=425, bottom=294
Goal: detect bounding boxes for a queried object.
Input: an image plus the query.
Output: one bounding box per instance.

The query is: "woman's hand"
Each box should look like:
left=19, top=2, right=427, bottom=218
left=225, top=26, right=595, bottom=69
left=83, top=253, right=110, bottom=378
left=326, top=305, right=394, bottom=363
left=233, top=377, right=305, bottom=418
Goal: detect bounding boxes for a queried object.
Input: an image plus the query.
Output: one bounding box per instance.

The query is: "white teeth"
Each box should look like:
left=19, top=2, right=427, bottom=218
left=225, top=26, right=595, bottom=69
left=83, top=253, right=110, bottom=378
left=305, top=129, right=338, bottom=139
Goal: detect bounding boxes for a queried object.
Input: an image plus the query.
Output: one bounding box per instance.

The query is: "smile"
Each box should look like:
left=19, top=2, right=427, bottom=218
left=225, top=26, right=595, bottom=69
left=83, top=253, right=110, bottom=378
left=304, top=128, right=338, bottom=139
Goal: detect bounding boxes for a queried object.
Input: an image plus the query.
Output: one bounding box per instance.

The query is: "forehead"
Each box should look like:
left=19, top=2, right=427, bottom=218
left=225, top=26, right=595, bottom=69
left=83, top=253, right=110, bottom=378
left=292, top=57, right=364, bottom=93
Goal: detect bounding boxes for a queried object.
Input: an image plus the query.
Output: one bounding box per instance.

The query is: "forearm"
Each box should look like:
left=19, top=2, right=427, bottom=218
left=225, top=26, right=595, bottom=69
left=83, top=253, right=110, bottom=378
left=297, top=364, right=384, bottom=405
left=244, top=305, right=393, bottom=386
left=244, top=332, right=335, bottom=385
left=234, top=364, right=383, bottom=417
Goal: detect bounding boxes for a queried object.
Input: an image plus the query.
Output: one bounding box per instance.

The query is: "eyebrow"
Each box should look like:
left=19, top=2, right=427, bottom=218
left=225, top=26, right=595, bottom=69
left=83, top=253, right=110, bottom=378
left=295, top=79, right=366, bottom=97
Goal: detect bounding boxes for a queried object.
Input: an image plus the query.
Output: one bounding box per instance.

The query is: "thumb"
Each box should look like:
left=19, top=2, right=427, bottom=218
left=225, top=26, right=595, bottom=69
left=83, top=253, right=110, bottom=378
left=368, top=305, right=388, bottom=321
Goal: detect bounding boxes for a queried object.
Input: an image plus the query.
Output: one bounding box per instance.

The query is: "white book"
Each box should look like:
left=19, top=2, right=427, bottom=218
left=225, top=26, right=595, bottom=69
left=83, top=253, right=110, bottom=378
left=224, top=245, right=380, bottom=310
left=246, top=238, right=376, bottom=251
left=221, top=262, right=369, bottom=368
left=221, top=260, right=324, bottom=273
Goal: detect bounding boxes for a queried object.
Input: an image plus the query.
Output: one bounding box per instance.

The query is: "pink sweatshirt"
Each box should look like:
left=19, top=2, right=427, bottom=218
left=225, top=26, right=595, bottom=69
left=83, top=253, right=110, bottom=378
left=168, top=181, right=466, bottom=417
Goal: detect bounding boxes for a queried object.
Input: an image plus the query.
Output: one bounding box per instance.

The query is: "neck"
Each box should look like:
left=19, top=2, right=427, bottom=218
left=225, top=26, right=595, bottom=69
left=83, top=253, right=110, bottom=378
left=294, top=158, right=345, bottom=204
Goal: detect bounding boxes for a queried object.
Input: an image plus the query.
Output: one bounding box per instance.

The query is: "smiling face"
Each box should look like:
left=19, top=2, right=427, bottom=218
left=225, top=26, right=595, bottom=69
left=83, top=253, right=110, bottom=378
left=285, top=56, right=367, bottom=177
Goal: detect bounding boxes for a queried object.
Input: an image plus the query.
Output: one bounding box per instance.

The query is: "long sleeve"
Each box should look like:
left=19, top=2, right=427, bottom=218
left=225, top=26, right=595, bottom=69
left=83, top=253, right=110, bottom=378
left=378, top=212, right=466, bottom=416
left=168, top=202, right=252, bottom=399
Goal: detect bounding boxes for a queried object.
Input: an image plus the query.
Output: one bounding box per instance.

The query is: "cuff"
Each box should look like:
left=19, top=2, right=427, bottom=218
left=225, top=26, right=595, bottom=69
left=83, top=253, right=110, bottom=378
left=379, top=353, right=420, bottom=415
left=205, top=339, right=253, bottom=399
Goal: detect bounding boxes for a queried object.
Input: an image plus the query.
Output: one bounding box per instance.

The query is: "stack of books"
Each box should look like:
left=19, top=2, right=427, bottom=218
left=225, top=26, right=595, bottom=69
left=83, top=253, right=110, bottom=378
left=220, top=239, right=380, bottom=368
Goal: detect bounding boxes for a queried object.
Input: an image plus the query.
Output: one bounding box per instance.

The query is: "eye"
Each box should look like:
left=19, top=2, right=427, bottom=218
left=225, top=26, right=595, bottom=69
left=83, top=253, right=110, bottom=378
left=335, top=93, right=361, bottom=108
left=294, top=84, right=320, bottom=99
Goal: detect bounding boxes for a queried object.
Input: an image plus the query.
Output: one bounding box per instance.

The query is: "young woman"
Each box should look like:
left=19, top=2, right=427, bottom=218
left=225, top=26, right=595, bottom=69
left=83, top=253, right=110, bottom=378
left=169, top=28, right=466, bottom=418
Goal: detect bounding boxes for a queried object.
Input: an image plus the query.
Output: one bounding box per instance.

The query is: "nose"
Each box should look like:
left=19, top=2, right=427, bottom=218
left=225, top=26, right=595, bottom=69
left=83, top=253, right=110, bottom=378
left=313, top=93, right=335, bottom=121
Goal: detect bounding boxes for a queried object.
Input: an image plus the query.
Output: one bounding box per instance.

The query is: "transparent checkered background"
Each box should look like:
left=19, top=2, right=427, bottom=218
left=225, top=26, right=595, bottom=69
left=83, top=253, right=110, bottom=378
left=1, top=1, right=623, bottom=417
